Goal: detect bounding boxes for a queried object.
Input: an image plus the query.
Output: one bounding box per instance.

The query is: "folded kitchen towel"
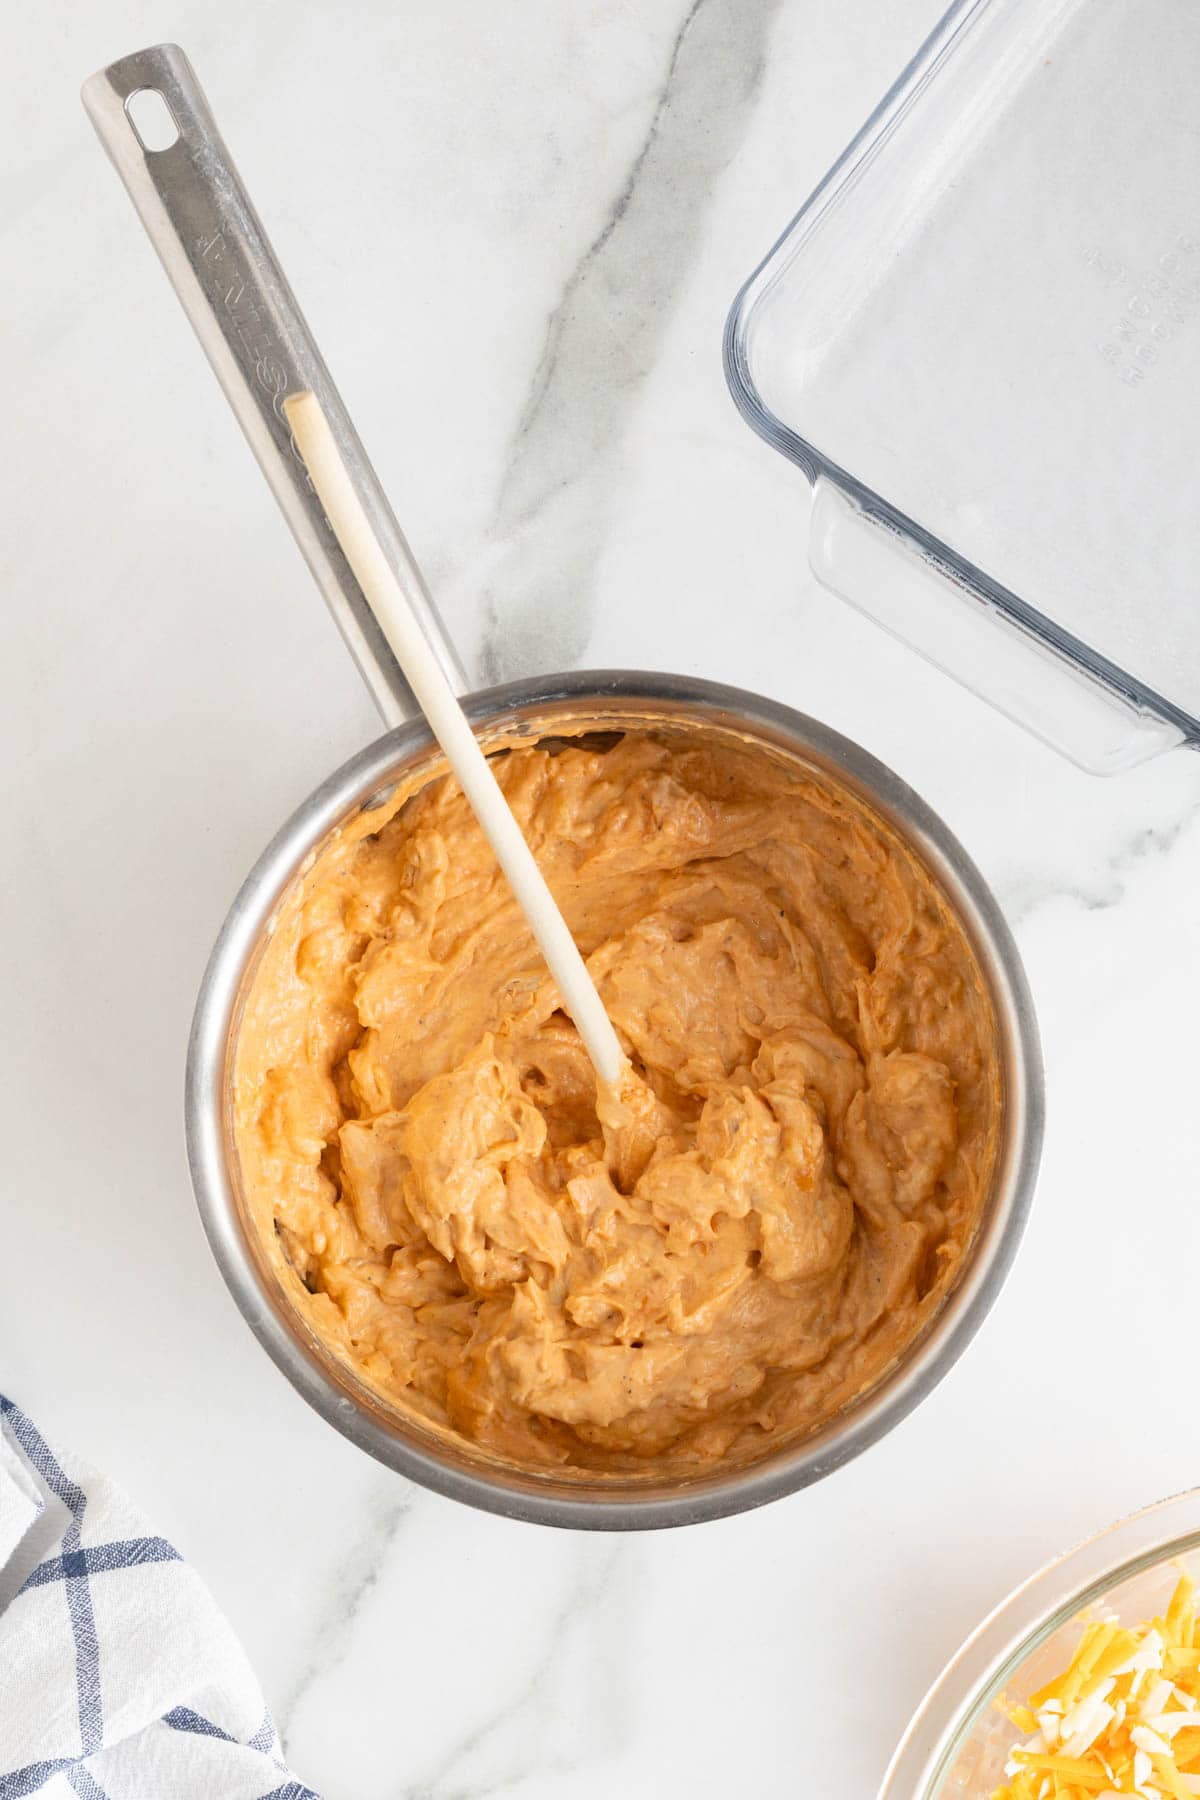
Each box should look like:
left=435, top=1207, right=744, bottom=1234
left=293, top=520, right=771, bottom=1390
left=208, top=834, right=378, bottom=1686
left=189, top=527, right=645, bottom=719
left=0, top=1394, right=317, bottom=1799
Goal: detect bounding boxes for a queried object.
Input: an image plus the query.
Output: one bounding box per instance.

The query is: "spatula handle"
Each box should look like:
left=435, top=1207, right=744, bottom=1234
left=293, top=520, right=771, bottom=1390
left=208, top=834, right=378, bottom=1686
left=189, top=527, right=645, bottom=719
left=82, top=42, right=467, bottom=726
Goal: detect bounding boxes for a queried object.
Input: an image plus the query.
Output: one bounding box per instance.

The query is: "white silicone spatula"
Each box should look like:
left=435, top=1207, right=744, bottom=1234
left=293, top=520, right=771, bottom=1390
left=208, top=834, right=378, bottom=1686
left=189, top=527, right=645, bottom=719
left=284, top=391, right=626, bottom=1086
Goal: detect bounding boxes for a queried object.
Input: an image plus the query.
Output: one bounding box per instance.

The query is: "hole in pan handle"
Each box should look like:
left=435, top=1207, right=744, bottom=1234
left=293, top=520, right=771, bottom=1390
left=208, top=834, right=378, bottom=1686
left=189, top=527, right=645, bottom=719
left=123, top=86, right=180, bottom=152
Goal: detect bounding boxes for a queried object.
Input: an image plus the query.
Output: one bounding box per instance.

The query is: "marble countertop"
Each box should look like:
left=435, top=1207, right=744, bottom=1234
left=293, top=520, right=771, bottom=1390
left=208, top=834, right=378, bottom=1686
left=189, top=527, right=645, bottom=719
left=6, top=3, right=1200, bottom=1795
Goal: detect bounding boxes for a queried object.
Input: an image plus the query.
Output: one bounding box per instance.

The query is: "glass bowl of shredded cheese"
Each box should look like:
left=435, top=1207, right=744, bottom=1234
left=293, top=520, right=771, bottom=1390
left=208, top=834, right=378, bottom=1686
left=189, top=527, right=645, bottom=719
left=880, top=1489, right=1200, bottom=1799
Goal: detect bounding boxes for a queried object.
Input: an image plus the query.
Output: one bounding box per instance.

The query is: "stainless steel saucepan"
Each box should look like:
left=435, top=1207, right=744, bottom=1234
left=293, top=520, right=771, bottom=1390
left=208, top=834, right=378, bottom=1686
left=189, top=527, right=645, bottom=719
left=84, top=43, right=1044, bottom=1529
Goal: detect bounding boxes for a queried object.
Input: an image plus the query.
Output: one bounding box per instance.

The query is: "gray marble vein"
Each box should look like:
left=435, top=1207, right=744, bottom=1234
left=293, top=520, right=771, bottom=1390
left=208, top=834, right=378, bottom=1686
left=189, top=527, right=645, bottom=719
left=398, top=1541, right=627, bottom=1799
left=999, top=789, right=1200, bottom=927
left=276, top=1480, right=415, bottom=1744
left=478, top=0, right=784, bottom=686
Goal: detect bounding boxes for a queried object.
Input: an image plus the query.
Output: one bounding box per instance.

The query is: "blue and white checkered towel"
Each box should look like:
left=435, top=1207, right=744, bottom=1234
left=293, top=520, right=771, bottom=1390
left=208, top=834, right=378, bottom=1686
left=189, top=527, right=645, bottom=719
left=0, top=1395, right=317, bottom=1799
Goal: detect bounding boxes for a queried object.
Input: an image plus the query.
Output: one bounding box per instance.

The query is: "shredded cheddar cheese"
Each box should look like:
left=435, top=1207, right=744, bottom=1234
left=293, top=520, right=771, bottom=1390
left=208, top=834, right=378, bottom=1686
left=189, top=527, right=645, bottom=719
left=993, top=1573, right=1200, bottom=1800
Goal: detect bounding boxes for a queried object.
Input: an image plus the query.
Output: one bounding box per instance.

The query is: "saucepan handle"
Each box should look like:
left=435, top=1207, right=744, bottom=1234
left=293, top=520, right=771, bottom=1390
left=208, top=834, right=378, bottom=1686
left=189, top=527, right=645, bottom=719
left=82, top=42, right=467, bottom=727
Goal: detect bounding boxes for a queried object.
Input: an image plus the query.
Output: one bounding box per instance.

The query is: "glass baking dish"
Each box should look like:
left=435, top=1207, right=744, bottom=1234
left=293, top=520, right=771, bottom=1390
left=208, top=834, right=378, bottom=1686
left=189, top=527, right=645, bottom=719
left=726, top=0, right=1200, bottom=774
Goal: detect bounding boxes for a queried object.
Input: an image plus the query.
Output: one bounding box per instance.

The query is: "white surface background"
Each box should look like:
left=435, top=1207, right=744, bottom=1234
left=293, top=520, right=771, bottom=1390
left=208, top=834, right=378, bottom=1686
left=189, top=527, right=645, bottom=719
left=4, top=3, right=1200, bottom=1796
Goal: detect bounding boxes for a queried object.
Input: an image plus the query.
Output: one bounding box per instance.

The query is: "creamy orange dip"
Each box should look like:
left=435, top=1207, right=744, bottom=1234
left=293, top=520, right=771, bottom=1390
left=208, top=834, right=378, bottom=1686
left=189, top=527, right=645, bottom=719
left=234, top=726, right=999, bottom=1473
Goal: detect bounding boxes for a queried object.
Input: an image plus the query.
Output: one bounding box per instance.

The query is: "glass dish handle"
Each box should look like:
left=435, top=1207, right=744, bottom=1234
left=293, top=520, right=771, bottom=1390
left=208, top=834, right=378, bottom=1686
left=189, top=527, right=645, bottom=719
left=808, top=478, right=1185, bottom=775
